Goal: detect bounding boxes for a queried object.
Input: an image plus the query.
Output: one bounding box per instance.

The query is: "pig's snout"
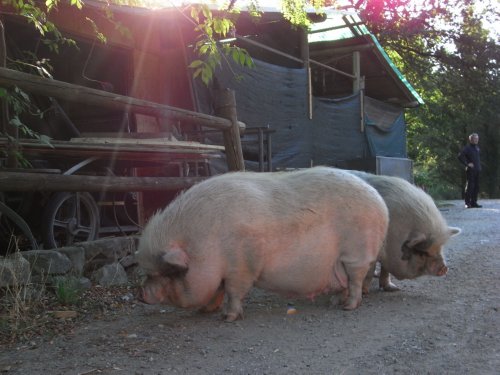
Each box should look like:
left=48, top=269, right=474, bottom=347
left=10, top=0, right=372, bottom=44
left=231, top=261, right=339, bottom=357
left=437, top=265, right=448, bottom=277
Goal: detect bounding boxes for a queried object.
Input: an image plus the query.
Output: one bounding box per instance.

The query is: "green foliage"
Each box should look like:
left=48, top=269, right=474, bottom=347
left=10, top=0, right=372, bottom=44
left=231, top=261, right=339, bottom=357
left=0, top=0, right=125, bottom=166
left=54, top=276, right=82, bottom=306
left=1, top=83, right=54, bottom=166
left=2, top=0, right=77, bottom=52
left=413, top=165, right=462, bottom=200
left=282, top=0, right=313, bottom=27
left=188, top=4, right=255, bottom=85
left=186, top=1, right=328, bottom=85
left=353, top=0, right=500, bottom=198
left=2, top=85, right=53, bottom=146
left=280, top=0, right=327, bottom=28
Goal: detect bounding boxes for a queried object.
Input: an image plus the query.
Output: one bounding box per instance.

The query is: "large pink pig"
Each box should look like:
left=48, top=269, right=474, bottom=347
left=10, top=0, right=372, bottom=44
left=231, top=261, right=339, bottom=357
left=136, top=167, right=389, bottom=321
left=349, top=171, right=461, bottom=292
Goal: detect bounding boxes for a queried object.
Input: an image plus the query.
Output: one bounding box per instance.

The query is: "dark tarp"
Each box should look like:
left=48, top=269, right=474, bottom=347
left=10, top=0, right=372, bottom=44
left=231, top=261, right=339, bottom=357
left=192, top=57, right=406, bottom=171
left=364, top=96, right=407, bottom=158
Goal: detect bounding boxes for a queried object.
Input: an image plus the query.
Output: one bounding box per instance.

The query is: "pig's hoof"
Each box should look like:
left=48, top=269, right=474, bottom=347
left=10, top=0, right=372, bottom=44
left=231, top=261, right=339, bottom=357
left=342, top=298, right=361, bottom=310
left=224, top=312, right=243, bottom=322
left=382, top=283, right=400, bottom=292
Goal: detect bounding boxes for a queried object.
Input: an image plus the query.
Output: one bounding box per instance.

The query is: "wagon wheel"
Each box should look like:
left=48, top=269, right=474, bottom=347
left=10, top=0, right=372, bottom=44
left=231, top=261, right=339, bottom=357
left=42, top=192, right=100, bottom=249
left=0, top=199, right=39, bottom=251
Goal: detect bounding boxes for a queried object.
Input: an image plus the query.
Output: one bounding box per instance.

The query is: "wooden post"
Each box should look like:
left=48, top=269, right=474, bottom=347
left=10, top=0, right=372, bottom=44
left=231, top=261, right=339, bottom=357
left=300, top=27, right=313, bottom=120
left=0, top=20, right=6, bottom=135
left=214, top=89, right=245, bottom=171
left=0, top=20, right=17, bottom=168
left=360, top=76, right=366, bottom=133
left=352, top=51, right=361, bottom=94
left=257, top=127, right=264, bottom=172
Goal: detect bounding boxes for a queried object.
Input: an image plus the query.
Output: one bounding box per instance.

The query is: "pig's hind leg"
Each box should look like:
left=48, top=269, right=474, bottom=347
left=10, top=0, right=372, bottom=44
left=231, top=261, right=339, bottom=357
left=362, top=261, right=377, bottom=294
left=342, top=263, right=372, bottom=310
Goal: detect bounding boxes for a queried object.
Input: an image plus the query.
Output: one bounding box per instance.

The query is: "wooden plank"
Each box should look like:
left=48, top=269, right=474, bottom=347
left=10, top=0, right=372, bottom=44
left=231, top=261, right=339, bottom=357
left=0, top=137, right=222, bottom=163
left=69, top=137, right=225, bottom=151
left=0, top=172, right=206, bottom=192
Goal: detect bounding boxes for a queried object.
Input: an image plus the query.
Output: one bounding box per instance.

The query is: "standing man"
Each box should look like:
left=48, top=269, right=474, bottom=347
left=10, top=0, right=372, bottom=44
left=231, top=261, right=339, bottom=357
left=458, top=133, right=482, bottom=208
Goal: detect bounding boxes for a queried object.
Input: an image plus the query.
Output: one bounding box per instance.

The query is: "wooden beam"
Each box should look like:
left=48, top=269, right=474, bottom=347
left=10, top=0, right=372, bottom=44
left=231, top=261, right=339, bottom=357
left=309, top=59, right=356, bottom=79
left=235, top=34, right=304, bottom=64
left=311, top=43, right=374, bottom=60
left=0, top=67, right=245, bottom=132
left=0, top=172, right=206, bottom=192
left=0, top=21, right=18, bottom=168
left=236, top=34, right=355, bottom=79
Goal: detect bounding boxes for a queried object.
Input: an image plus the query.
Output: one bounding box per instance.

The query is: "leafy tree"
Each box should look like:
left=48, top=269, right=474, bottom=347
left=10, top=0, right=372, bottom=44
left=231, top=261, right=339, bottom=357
left=345, top=0, right=500, bottom=198
left=2, top=0, right=499, bottom=198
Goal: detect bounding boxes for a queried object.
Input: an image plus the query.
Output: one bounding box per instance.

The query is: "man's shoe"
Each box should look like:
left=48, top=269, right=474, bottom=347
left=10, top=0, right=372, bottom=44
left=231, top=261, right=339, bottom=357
left=465, top=204, right=471, bottom=208
left=471, top=204, right=482, bottom=208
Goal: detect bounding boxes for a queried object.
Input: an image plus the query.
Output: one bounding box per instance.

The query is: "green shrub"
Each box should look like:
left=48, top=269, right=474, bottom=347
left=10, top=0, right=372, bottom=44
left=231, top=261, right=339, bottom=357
left=54, top=276, right=82, bottom=306
left=413, top=168, right=461, bottom=200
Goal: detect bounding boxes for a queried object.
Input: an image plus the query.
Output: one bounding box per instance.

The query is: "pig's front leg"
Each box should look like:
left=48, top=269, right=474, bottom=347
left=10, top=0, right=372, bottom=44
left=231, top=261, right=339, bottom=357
left=223, top=279, right=253, bottom=322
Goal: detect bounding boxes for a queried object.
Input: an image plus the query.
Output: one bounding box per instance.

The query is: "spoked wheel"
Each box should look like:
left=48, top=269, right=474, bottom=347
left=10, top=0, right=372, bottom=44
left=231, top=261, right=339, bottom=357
left=0, top=193, right=39, bottom=252
left=42, top=192, right=100, bottom=249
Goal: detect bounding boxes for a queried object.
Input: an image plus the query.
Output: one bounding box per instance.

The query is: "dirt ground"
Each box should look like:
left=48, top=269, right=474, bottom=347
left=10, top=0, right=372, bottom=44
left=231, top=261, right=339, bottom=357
left=1, top=199, right=499, bottom=374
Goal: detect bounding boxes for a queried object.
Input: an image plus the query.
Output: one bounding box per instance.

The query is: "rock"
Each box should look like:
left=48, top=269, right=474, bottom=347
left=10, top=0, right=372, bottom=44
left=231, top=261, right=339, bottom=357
left=22, top=250, right=72, bottom=275
left=91, top=263, right=128, bottom=286
left=119, top=254, right=137, bottom=268
left=57, top=246, right=85, bottom=276
left=78, top=277, right=92, bottom=290
left=79, top=236, right=138, bottom=272
left=50, top=275, right=91, bottom=291
left=0, top=253, right=31, bottom=287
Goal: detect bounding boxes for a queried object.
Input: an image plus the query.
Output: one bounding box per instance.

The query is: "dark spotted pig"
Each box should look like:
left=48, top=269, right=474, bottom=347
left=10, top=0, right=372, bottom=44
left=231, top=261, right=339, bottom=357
left=349, top=171, right=460, bottom=292
left=136, top=167, right=389, bottom=321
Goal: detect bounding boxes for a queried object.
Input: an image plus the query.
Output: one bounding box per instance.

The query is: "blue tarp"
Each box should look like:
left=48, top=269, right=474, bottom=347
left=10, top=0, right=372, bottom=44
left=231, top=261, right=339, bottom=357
left=192, top=58, right=406, bottom=171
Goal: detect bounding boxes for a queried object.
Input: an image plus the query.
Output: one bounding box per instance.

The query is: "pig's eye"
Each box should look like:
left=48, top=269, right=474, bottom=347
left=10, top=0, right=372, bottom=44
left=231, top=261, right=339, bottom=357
left=401, top=239, right=431, bottom=260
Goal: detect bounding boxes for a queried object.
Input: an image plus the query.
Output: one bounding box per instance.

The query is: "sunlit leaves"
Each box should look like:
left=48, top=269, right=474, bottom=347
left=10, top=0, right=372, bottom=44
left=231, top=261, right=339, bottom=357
left=70, top=0, right=83, bottom=10
left=188, top=4, right=255, bottom=85
left=282, top=0, right=312, bottom=27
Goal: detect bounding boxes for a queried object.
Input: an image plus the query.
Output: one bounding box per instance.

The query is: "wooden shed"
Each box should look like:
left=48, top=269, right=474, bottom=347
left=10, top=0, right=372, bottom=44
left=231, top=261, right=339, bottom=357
left=0, top=2, right=422, bottom=250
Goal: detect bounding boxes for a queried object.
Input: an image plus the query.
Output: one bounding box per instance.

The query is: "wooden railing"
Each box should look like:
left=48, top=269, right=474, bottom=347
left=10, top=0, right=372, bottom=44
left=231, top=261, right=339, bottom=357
left=0, top=67, right=245, bottom=176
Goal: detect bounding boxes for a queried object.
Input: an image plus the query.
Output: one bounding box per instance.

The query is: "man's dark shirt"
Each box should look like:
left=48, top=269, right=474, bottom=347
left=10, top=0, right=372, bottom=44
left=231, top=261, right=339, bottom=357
left=458, top=143, right=481, bottom=171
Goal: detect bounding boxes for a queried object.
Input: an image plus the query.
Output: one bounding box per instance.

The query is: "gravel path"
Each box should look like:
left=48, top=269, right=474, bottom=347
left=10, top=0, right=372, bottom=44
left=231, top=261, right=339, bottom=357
left=1, top=200, right=499, bottom=374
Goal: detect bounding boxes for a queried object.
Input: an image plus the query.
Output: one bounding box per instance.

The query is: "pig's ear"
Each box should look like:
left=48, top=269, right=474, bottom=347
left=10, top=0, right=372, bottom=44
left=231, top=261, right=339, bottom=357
left=448, top=227, right=461, bottom=237
left=401, top=233, right=431, bottom=260
left=157, top=246, right=189, bottom=278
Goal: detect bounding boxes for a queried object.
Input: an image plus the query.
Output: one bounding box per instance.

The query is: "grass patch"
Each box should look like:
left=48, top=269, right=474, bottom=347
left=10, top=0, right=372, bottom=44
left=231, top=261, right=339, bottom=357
left=53, top=276, right=82, bottom=306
